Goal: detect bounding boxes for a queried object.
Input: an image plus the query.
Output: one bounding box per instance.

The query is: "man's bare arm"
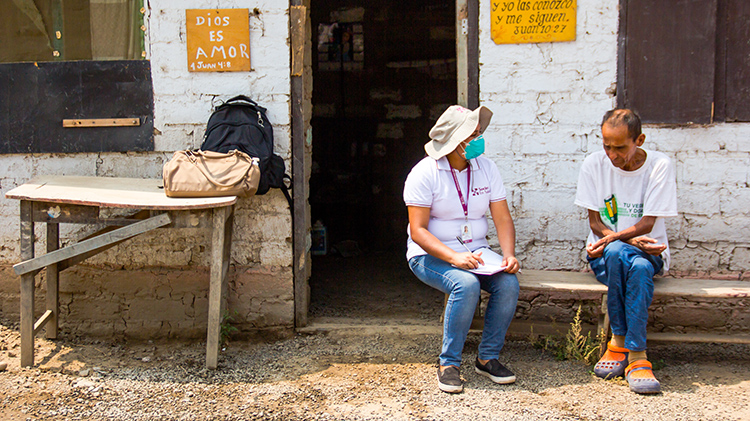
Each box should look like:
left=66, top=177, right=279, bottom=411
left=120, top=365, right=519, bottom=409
left=587, top=210, right=664, bottom=257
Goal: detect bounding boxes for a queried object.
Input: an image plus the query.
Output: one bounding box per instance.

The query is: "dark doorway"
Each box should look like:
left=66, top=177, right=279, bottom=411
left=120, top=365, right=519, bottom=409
left=308, top=1, right=457, bottom=323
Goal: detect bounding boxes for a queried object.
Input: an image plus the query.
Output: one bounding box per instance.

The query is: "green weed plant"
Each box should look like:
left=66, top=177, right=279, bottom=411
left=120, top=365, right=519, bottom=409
left=220, top=310, right=239, bottom=347
left=530, top=304, right=604, bottom=366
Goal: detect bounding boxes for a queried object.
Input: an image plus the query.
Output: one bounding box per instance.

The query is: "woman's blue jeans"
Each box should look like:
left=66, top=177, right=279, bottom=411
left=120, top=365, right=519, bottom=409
left=408, top=254, right=519, bottom=367
left=588, top=240, right=663, bottom=352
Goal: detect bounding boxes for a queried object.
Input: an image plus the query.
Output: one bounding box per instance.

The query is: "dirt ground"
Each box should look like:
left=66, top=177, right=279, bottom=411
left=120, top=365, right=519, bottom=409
left=1, top=252, right=749, bottom=420
left=1, top=322, right=749, bottom=421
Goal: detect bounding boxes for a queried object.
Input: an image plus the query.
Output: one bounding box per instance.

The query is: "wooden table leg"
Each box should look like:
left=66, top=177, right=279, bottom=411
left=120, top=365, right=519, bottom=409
left=206, top=205, right=233, bottom=369
left=46, top=223, right=59, bottom=339
left=19, top=201, right=35, bottom=367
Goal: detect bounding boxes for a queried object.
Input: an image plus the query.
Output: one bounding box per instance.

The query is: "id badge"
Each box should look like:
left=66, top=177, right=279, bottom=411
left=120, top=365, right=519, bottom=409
left=460, top=222, right=473, bottom=243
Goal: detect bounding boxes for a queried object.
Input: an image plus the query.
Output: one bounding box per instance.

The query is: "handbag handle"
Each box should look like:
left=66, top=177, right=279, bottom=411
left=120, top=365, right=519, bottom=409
left=185, top=150, right=254, bottom=189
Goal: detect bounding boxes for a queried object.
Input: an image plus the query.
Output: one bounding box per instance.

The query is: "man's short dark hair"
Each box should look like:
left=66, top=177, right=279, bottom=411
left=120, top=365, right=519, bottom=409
left=601, top=109, right=642, bottom=140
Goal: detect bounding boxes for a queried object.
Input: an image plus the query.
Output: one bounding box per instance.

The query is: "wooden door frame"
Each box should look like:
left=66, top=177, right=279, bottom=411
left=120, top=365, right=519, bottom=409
left=457, top=0, right=480, bottom=108
left=290, top=1, right=311, bottom=327
left=289, top=0, right=479, bottom=327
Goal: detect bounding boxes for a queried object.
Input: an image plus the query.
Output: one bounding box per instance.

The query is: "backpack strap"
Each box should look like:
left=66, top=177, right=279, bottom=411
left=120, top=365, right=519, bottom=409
left=280, top=174, right=293, bottom=212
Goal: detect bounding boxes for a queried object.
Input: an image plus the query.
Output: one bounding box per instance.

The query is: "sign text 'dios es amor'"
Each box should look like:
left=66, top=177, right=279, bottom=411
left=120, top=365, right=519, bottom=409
left=186, top=9, right=251, bottom=72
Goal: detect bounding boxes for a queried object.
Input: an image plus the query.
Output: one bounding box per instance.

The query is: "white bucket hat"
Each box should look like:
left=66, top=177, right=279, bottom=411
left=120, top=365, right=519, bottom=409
left=425, top=105, right=493, bottom=159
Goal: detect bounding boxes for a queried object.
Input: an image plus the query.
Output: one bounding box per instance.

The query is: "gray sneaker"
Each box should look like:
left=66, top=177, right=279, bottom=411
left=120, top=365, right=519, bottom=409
left=437, top=366, right=463, bottom=393
left=475, top=358, right=516, bottom=384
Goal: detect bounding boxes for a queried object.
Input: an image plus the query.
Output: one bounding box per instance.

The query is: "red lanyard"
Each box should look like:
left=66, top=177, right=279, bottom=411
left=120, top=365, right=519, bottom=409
left=450, top=166, right=471, bottom=221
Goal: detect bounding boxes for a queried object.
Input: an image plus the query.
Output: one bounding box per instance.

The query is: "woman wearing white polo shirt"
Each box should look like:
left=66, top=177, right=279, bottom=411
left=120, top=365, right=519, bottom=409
left=404, top=105, right=520, bottom=393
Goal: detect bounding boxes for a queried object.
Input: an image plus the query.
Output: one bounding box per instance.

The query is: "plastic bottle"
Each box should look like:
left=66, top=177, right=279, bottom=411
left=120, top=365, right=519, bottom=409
left=311, top=220, right=327, bottom=255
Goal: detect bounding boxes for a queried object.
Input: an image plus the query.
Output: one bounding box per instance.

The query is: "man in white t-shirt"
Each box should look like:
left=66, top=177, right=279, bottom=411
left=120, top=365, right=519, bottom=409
left=575, top=109, right=677, bottom=394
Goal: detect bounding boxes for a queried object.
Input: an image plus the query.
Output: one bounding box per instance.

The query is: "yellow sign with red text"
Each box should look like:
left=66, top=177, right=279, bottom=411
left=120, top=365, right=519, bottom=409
left=186, top=9, right=251, bottom=72
left=491, top=0, right=576, bottom=44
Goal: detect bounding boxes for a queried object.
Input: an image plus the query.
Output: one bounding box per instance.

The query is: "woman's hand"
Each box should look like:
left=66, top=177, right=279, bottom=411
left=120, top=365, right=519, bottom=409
left=503, top=256, right=520, bottom=274
left=451, top=251, right=484, bottom=270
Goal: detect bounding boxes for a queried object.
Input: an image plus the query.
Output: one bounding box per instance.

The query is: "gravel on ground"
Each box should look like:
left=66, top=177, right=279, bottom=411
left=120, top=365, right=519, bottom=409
left=1, top=318, right=749, bottom=421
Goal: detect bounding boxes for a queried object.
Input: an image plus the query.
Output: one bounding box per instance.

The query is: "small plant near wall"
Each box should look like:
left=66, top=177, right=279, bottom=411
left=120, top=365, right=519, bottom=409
left=529, top=305, right=604, bottom=366
left=563, top=305, right=603, bottom=365
left=220, top=310, right=240, bottom=348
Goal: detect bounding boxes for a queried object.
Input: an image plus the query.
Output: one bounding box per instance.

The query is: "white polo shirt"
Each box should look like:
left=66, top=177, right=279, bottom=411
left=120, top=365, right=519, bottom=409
left=403, top=155, right=507, bottom=261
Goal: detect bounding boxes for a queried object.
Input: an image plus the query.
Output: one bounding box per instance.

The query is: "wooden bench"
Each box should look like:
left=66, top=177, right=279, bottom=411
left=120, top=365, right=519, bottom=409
left=508, top=270, right=750, bottom=348
left=452, top=270, right=750, bottom=350
left=6, top=176, right=238, bottom=369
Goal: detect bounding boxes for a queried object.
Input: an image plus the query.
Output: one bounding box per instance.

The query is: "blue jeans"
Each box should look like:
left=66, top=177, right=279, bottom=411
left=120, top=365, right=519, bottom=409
left=588, top=241, right=663, bottom=352
left=408, top=254, right=519, bottom=367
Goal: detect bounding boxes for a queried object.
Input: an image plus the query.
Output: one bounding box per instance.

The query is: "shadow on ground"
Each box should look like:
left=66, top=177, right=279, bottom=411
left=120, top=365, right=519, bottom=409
left=308, top=249, right=444, bottom=324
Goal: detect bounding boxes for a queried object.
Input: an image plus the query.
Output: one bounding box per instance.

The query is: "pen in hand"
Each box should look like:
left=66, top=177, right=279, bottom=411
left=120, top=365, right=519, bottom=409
left=455, top=236, right=519, bottom=273
left=455, top=236, right=474, bottom=254
left=455, top=236, right=484, bottom=268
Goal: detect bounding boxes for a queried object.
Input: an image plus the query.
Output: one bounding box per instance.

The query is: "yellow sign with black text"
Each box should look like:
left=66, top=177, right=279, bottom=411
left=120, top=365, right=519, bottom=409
left=491, top=0, right=576, bottom=44
left=186, top=9, right=251, bottom=72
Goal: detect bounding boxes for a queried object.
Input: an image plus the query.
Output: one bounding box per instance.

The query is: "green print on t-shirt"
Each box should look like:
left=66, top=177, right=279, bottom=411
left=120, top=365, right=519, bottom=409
left=602, top=194, right=617, bottom=225
left=600, top=196, right=644, bottom=228
left=619, top=202, right=644, bottom=218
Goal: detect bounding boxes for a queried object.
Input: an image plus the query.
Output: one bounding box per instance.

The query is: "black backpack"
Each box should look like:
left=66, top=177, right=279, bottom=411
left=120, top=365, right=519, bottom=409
left=200, top=95, right=292, bottom=207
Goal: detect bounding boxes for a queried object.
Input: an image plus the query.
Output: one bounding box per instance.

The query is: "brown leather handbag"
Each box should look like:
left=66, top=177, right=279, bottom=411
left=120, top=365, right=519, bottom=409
left=162, top=149, right=260, bottom=198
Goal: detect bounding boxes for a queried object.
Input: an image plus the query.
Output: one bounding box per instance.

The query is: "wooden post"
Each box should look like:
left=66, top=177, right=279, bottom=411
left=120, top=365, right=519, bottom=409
left=291, top=2, right=311, bottom=328
left=51, top=0, right=64, bottom=60
left=457, top=0, right=469, bottom=107
left=46, top=223, right=59, bottom=339
left=456, top=0, right=479, bottom=108
left=19, top=200, right=35, bottom=367
left=206, top=205, right=232, bottom=369
left=467, top=0, right=479, bottom=109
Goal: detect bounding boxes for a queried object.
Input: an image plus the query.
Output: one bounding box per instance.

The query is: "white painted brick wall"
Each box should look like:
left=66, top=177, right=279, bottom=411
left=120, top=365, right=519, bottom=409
left=0, top=0, right=746, bottom=280
left=149, top=0, right=292, bottom=155
left=0, top=0, right=293, bottom=270
left=479, top=0, right=750, bottom=275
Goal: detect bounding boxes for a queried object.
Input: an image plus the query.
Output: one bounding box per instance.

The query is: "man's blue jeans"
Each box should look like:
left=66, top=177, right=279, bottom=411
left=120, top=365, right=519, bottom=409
left=588, top=241, right=663, bottom=352
left=408, top=254, right=519, bottom=367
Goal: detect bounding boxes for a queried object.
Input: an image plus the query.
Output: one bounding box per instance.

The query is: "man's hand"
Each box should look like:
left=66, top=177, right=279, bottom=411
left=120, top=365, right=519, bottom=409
left=626, top=236, right=666, bottom=255
left=586, top=242, right=604, bottom=258
left=585, top=211, right=665, bottom=258
left=586, top=234, right=617, bottom=258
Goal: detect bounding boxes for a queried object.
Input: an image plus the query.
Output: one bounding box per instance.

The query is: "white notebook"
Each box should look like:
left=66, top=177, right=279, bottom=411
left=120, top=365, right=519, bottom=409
left=460, top=247, right=507, bottom=275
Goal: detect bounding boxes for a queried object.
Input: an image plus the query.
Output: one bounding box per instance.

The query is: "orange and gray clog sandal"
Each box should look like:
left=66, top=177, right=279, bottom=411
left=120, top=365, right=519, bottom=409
left=625, top=360, right=661, bottom=394
left=594, top=342, right=629, bottom=379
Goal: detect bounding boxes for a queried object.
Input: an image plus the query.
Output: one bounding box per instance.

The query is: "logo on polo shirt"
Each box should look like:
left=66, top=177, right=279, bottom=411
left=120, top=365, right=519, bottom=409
left=472, top=186, right=490, bottom=196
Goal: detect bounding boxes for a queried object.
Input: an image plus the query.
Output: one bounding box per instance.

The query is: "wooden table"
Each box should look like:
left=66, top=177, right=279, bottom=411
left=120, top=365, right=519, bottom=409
left=6, top=176, right=238, bottom=369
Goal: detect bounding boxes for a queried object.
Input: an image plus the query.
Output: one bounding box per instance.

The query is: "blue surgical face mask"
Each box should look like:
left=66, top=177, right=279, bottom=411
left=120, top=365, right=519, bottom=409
left=461, top=135, right=485, bottom=160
